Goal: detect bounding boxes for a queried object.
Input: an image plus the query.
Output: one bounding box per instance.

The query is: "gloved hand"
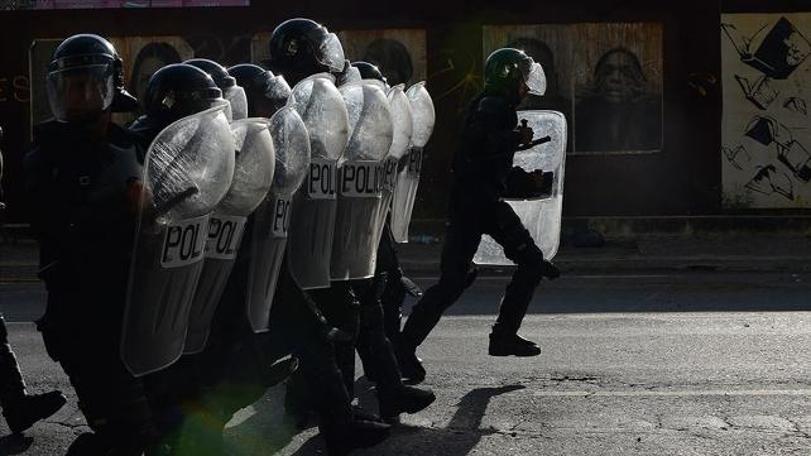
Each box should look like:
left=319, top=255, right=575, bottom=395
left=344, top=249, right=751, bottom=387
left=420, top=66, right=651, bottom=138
left=517, top=119, right=534, bottom=147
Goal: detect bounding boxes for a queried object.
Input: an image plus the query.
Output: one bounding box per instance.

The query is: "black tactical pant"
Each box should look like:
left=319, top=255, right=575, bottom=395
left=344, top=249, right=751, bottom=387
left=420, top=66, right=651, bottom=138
left=39, top=289, right=157, bottom=456
left=401, top=200, right=546, bottom=350
left=353, top=276, right=405, bottom=395
left=179, top=261, right=355, bottom=431
left=290, top=275, right=408, bottom=410
left=286, top=281, right=360, bottom=403
left=375, top=222, right=407, bottom=344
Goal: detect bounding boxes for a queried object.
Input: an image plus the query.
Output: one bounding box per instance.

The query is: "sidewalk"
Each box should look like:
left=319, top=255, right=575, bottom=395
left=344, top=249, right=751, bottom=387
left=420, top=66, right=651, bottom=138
left=3, top=233, right=810, bottom=283
left=397, top=235, right=811, bottom=275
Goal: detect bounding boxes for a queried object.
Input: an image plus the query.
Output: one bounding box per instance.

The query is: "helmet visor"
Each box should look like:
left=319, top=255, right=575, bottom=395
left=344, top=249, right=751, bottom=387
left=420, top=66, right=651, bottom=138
left=522, top=60, right=547, bottom=96
left=316, top=33, right=346, bottom=73
left=47, top=64, right=114, bottom=122
left=224, top=85, right=249, bottom=121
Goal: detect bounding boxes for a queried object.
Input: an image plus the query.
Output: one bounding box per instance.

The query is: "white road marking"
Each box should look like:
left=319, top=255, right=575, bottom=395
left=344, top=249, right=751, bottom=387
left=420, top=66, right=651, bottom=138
left=225, top=405, right=257, bottom=429
left=411, top=274, right=682, bottom=281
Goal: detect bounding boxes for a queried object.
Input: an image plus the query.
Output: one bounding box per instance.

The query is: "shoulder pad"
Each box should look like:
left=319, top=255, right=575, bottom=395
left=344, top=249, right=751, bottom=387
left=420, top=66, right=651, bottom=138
left=110, top=123, right=149, bottom=163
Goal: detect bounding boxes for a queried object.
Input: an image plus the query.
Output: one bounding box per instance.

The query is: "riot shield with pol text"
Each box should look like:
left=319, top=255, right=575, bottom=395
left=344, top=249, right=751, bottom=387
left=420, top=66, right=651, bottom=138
left=330, top=80, right=393, bottom=280
left=391, top=81, right=435, bottom=243
left=373, top=84, right=413, bottom=246
left=286, top=74, right=349, bottom=289
left=184, top=118, right=276, bottom=354
left=121, top=104, right=235, bottom=376
left=244, top=106, right=310, bottom=332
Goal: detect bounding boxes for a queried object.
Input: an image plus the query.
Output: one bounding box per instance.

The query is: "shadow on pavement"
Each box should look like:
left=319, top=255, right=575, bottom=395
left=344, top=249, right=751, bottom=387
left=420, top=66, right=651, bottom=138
left=222, top=386, right=303, bottom=455
left=292, top=384, right=526, bottom=455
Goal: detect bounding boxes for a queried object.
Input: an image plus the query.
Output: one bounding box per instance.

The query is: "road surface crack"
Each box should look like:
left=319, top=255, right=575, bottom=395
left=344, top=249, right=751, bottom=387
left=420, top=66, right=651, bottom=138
left=786, top=418, right=811, bottom=439
left=42, top=419, right=87, bottom=431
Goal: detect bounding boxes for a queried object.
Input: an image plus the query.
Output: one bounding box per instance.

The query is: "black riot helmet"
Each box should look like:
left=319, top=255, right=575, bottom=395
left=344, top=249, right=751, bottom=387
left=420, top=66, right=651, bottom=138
left=46, top=33, right=138, bottom=123
left=227, top=63, right=292, bottom=118
left=184, top=58, right=237, bottom=90
left=142, top=63, right=224, bottom=127
left=185, top=58, right=248, bottom=120
left=351, top=61, right=387, bottom=84
left=484, top=48, right=547, bottom=100
left=266, top=18, right=346, bottom=86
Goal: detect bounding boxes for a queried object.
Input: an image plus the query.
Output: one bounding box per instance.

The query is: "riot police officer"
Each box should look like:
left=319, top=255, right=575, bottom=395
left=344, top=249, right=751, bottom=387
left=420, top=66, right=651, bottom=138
left=267, top=18, right=435, bottom=424
left=129, top=63, right=260, bottom=455
left=397, top=48, right=561, bottom=384
left=349, top=62, right=424, bottom=383
left=24, top=33, right=157, bottom=454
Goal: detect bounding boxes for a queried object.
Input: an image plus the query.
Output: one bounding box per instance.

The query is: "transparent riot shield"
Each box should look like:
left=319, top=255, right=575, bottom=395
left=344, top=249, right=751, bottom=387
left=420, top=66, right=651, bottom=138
left=373, top=84, right=413, bottom=247
left=287, top=74, right=349, bottom=289
left=330, top=80, right=393, bottom=280
left=391, top=81, right=435, bottom=243
left=224, top=85, right=249, bottom=121
left=184, top=118, right=275, bottom=354
left=121, top=104, right=235, bottom=376
left=473, top=110, right=567, bottom=265
left=244, top=107, right=310, bottom=333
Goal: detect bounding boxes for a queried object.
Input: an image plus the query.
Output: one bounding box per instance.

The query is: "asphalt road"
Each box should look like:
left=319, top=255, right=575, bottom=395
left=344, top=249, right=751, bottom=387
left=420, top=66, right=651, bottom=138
left=0, top=272, right=808, bottom=455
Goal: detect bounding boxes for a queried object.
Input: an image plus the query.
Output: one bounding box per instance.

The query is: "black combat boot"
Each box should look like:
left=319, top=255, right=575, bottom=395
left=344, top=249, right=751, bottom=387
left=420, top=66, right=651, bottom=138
left=488, top=332, right=541, bottom=357
left=395, top=337, right=427, bottom=385
left=316, top=371, right=391, bottom=456
left=377, top=385, right=436, bottom=423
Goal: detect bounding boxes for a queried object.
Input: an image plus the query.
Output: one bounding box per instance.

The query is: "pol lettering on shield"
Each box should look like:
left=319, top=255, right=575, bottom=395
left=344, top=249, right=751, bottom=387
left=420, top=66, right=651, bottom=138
left=161, top=215, right=209, bottom=269
left=160, top=215, right=209, bottom=268
left=270, top=196, right=292, bottom=238
left=307, top=158, right=338, bottom=199
left=204, top=215, right=247, bottom=260
left=407, top=148, right=423, bottom=177
left=340, top=161, right=384, bottom=198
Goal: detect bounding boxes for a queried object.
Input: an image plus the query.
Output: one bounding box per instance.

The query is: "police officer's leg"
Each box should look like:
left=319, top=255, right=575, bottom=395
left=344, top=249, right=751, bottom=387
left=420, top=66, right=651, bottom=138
left=357, top=230, right=395, bottom=382
left=271, top=271, right=391, bottom=454
left=279, top=269, right=357, bottom=424
left=0, top=314, right=66, bottom=435
left=311, top=283, right=360, bottom=397
left=355, top=278, right=435, bottom=421
left=355, top=272, right=384, bottom=383
left=486, top=201, right=559, bottom=356
left=60, top=343, right=158, bottom=455
left=398, top=216, right=482, bottom=382
left=377, top=222, right=413, bottom=344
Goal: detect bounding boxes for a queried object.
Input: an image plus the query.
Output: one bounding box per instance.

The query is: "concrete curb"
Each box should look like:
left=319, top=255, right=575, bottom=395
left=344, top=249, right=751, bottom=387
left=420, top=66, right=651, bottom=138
left=400, top=259, right=811, bottom=275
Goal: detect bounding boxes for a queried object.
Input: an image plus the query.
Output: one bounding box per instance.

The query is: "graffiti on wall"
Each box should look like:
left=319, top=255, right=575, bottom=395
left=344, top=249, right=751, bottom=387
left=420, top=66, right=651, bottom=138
left=721, top=13, right=811, bottom=208
left=484, top=23, right=663, bottom=155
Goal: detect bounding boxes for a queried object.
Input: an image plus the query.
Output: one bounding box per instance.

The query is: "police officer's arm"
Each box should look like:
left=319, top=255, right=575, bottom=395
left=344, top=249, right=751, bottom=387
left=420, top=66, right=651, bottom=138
left=461, top=101, right=524, bottom=164
left=23, top=147, right=64, bottom=276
